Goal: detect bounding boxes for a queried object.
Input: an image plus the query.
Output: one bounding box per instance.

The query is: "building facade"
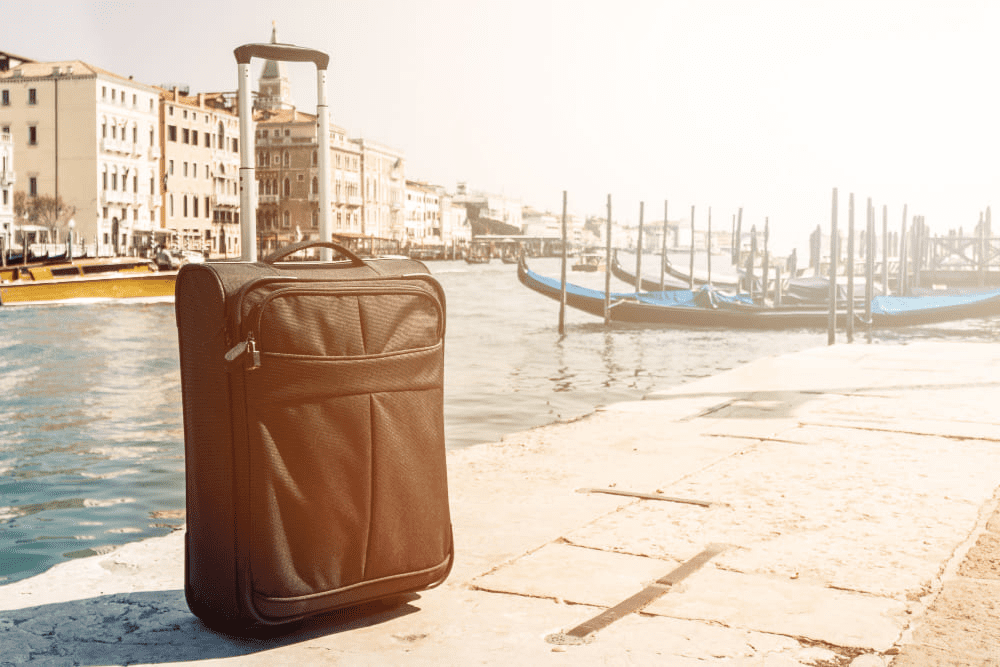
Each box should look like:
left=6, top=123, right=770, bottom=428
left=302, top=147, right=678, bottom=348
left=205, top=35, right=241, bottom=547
left=357, top=138, right=405, bottom=242
left=0, top=59, right=162, bottom=256
left=404, top=179, right=440, bottom=243
left=0, top=127, right=13, bottom=252
left=160, top=89, right=241, bottom=257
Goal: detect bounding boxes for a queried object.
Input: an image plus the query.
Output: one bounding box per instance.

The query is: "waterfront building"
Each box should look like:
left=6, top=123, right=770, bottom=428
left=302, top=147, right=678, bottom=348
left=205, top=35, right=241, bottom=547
left=159, top=88, right=241, bottom=257
left=0, top=127, right=13, bottom=253
left=405, top=179, right=440, bottom=243
left=0, top=57, right=162, bottom=256
left=357, top=138, right=406, bottom=243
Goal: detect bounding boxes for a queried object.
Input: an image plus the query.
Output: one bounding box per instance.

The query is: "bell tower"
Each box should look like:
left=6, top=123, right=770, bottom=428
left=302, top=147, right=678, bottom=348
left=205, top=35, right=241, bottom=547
left=257, top=21, right=294, bottom=111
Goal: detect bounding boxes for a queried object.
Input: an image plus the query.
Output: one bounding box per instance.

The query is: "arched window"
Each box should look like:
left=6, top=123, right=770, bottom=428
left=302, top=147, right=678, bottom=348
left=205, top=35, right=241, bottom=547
left=312, top=150, right=317, bottom=166
left=183, top=195, right=188, bottom=217
left=283, top=151, right=290, bottom=167
left=283, top=211, right=290, bottom=227
left=311, top=177, right=318, bottom=194
left=217, top=122, right=224, bottom=150
left=283, top=178, right=290, bottom=197
left=258, top=179, right=264, bottom=195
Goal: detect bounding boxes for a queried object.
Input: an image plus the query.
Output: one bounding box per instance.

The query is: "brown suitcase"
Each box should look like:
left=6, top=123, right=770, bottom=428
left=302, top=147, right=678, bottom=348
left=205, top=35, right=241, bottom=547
left=175, top=240, right=452, bottom=632
left=175, top=41, right=451, bottom=633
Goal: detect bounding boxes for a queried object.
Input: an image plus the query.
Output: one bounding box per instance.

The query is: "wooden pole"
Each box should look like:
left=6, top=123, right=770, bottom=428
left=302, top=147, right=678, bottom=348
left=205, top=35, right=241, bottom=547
left=747, top=225, right=757, bottom=303
left=828, top=188, right=838, bottom=345
left=761, top=217, right=770, bottom=303
left=881, top=204, right=888, bottom=296
left=559, top=190, right=568, bottom=335
left=707, top=206, right=712, bottom=286
left=774, top=265, right=783, bottom=306
left=688, top=205, right=695, bottom=290
left=866, top=198, right=874, bottom=343
left=846, top=194, right=855, bottom=343
left=603, top=194, right=612, bottom=325
left=899, top=205, right=908, bottom=296
left=979, top=211, right=986, bottom=288
left=635, top=201, right=644, bottom=294
left=730, top=213, right=735, bottom=264
left=659, top=200, right=668, bottom=291
left=734, top=208, right=743, bottom=289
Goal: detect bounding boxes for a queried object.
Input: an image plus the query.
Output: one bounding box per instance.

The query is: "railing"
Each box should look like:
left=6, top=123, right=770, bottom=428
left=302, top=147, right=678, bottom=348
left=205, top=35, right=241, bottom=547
left=212, top=193, right=239, bottom=208
left=0, top=170, right=14, bottom=186
left=259, top=194, right=280, bottom=204
left=148, top=146, right=161, bottom=160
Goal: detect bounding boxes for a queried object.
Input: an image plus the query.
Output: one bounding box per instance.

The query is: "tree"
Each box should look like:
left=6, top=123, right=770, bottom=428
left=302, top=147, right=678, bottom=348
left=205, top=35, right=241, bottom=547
left=12, top=190, right=75, bottom=238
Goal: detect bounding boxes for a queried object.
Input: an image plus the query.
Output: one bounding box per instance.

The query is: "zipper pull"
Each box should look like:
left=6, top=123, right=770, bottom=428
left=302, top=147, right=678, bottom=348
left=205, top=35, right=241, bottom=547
left=224, top=334, right=262, bottom=370
left=246, top=336, right=261, bottom=370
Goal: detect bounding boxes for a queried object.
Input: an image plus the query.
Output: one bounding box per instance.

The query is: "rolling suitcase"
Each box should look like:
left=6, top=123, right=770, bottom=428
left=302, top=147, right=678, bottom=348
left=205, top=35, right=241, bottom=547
left=174, top=42, right=453, bottom=633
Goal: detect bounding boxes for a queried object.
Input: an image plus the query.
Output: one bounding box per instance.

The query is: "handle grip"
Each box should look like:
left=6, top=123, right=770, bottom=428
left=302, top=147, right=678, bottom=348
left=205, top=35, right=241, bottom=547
left=262, top=241, right=366, bottom=266
left=234, top=43, right=329, bottom=69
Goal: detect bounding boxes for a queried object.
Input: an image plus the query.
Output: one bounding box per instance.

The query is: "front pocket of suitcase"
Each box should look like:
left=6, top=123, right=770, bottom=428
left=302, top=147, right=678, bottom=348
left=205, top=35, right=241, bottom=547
left=236, top=287, right=449, bottom=619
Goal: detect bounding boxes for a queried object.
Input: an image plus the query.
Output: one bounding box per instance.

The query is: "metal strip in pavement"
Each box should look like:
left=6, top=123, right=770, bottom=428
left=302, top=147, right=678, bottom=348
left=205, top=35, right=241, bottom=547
left=550, top=543, right=728, bottom=643
left=577, top=488, right=712, bottom=507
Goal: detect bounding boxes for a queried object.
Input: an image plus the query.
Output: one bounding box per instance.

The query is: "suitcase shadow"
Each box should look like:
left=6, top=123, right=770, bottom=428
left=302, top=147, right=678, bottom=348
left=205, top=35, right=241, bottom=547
left=0, top=588, right=422, bottom=664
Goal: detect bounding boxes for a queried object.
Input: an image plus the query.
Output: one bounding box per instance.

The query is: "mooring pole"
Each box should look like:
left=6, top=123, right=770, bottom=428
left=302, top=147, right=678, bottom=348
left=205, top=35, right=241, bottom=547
left=828, top=188, right=838, bottom=345
left=659, top=200, right=668, bottom=291
left=881, top=204, right=888, bottom=296
left=899, top=205, right=908, bottom=296
left=866, top=198, right=875, bottom=343
left=846, top=194, right=855, bottom=343
left=979, top=211, right=987, bottom=288
left=688, top=205, right=695, bottom=290
left=761, top=217, right=769, bottom=304
left=635, top=201, right=644, bottom=294
left=734, top=208, right=743, bottom=294
left=559, top=190, right=568, bottom=335
left=604, top=194, right=612, bottom=325
left=707, top=206, right=713, bottom=287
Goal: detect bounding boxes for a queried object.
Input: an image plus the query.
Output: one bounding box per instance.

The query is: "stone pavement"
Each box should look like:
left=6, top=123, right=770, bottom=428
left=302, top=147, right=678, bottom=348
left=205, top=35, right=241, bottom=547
left=2, top=341, right=1000, bottom=665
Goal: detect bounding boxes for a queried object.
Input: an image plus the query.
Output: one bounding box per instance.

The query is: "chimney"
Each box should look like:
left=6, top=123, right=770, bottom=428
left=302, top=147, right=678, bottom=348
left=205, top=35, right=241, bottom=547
left=198, top=92, right=204, bottom=108
left=173, top=86, right=179, bottom=102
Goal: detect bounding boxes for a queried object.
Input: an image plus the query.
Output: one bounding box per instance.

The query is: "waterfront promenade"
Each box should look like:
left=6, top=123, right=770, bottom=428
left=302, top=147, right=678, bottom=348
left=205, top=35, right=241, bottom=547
left=2, top=340, right=1000, bottom=665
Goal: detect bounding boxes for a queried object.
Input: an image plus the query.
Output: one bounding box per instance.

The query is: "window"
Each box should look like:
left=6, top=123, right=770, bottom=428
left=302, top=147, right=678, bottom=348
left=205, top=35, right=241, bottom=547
left=29, top=177, right=37, bottom=197
left=193, top=163, right=197, bottom=178
left=183, top=162, right=188, bottom=177
left=283, top=178, right=290, bottom=197
left=192, top=130, right=198, bottom=145
left=103, top=172, right=108, bottom=190
left=204, top=133, right=210, bottom=148
left=102, top=122, right=107, bottom=138
left=2, top=189, right=7, bottom=205
left=132, top=94, right=137, bottom=106
left=232, top=138, right=238, bottom=153
left=28, top=88, right=36, bottom=104
left=182, top=109, right=187, bottom=119
left=168, top=160, right=174, bottom=175
left=149, top=127, right=154, bottom=144
left=111, top=173, right=117, bottom=190
left=182, top=128, right=189, bottom=144
left=183, top=195, right=188, bottom=217
left=1, top=90, right=7, bottom=106
left=312, top=211, right=318, bottom=227
left=102, top=86, right=106, bottom=99
left=133, top=175, right=138, bottom=193
left=313, top=151, right=318, bottom=166
left=283, top=211, right=290, bottom=227
left=132, top=127, right=137, bottom=144
left=205, top=196, right=210, bottom=218
left=283, top=151, right=289, bottom=167
left=193, top=196, right=198, bottom=218
left=168, top=106, right=173, bottom=116
left=168, top=125, right=177, bottom=141
left=28, top=126, right=37, bottom=145
left=311, top=178, right=319, bottom=194
left=111, top=89, right=116, bottom=102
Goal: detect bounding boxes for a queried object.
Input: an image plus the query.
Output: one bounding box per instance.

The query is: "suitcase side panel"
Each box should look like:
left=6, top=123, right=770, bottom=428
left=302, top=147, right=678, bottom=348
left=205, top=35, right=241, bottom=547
left=175, top=264, right=244, bottom=625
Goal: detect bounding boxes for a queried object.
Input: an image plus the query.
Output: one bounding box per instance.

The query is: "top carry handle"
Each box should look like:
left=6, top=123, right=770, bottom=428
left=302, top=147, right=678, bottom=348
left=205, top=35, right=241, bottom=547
left=234, top=42, right=333, bottom=262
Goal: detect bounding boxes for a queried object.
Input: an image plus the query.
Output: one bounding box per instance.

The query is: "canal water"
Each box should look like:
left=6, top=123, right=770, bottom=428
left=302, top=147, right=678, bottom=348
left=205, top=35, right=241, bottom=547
left=2, top=255, right=999, bottom=584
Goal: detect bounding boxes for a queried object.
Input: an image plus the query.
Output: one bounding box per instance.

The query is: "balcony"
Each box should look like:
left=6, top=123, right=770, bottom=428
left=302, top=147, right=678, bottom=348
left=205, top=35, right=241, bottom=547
left=345, top=195, right=362, bottom=207
left=150, top=194, right=162, bottom=208
left=101, top=137, right=132, bottom=154
left=0, top=170, right=14, bottom=186
left=259, top=194, right=279, bottom=204
left=102, top=189, right=137, bottom=205
left=212, top=193, right=239, bottom=208
left=148, top=146, right=161, bottom=160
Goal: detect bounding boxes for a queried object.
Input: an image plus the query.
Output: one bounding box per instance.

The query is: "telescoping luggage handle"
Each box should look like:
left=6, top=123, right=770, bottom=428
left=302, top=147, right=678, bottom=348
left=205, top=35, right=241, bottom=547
left=262, top=240, right=366, bottom=267
left=235, top=42, right=333, bottom=263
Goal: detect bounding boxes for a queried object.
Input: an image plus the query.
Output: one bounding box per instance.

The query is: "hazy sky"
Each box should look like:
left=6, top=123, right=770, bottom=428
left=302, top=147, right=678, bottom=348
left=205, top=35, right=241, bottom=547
left=6, top=1, right=999, bottom=252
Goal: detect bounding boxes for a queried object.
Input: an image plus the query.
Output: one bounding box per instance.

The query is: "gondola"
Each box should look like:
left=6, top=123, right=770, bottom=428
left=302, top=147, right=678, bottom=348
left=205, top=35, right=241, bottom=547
left=517, top=257, right=1000, bottom=329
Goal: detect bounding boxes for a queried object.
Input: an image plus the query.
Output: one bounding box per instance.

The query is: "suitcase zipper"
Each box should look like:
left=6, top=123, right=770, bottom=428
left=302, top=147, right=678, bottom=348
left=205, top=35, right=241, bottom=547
left=225, top=283, right=442, bottom=370
left=225, top=333, right=261, bottom=371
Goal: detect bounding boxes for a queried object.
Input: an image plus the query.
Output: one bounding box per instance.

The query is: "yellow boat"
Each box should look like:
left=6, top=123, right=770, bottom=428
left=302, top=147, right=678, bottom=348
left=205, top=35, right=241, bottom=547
left=0, top=258, right=177, bottom=305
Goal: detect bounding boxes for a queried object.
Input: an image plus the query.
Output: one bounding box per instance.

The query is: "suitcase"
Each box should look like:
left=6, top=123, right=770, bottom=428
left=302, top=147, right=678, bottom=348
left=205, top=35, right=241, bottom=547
left=174, top=41, right=453, bottom=633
